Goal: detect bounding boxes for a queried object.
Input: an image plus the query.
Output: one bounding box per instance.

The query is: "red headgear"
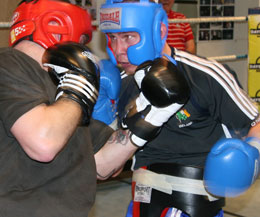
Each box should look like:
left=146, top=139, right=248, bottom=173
left=9, top=0, right=93, bottom=48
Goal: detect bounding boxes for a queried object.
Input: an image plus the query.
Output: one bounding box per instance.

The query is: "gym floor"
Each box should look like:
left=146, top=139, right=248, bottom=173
left=89, top=171, right=260, bottom=217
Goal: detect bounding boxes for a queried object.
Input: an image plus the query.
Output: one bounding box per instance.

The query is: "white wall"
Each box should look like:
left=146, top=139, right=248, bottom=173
left=196, top=0, right=259, bottom=90
left=88, top=0, right=108, bottom=59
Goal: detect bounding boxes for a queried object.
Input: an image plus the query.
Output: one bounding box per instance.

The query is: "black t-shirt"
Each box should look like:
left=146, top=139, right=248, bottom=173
left=118, top=48, right=259, bottom=169
left=0, top=48, right=97, bottom=217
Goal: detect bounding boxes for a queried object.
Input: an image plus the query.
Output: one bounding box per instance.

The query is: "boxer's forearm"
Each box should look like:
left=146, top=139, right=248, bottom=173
left=95, top=129, right=138, bottom=180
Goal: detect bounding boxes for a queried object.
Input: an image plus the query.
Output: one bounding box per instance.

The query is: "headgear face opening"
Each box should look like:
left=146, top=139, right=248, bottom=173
left=9, top=0, right=93, bottom=48
left=99, top=0, right=168, bottom=66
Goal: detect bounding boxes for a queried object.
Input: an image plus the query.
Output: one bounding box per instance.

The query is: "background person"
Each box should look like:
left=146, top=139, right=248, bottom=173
left=0, top=0, right=100, bottom=216
left=159, top=0, right=196, bottom=54
left=96, top=0, right=260, bottom=217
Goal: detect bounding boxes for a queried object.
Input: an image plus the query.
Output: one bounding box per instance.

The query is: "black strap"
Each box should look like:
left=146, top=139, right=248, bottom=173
left=118, top=76, right=139, bottom=123
left=148, top=162, right=204, bottom=180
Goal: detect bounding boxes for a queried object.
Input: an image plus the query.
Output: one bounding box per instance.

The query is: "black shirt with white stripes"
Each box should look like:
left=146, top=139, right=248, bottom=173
left=118, top=47, right=259, bottom=168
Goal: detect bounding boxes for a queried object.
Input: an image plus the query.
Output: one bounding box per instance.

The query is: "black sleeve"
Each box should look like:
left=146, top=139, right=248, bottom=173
left=207, top=65, right=258, bottom=138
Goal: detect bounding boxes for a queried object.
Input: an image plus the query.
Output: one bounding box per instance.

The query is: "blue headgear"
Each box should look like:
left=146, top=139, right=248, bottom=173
left=99, top=0, right=168, bottom=66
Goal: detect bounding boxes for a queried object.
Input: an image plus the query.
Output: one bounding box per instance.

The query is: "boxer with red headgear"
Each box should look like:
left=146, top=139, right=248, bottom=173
left=0, top=0, right=100, bottom=216
left=9, top=0, right=93, bottom=48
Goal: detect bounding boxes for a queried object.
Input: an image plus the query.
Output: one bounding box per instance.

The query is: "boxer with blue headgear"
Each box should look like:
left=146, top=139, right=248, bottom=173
left=99, top=0, right=188, bottom=143
left=99, top=0, right=168, bottom=66
left=96, top=1, right=260, bottom=217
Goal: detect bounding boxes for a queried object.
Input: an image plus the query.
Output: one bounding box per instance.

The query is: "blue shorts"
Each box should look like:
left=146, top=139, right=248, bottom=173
left=125, top=200, right=224, bottom=217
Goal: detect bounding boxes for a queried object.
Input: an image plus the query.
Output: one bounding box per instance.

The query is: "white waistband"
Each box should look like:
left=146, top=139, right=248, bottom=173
left=132, top=168, right=219, bottom=202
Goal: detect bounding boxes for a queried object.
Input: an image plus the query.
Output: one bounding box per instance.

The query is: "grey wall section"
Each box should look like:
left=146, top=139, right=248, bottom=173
left=0, top=1, right=20, bottom=47
left=88, top=30, right=108, bottom=59
left=196, top=0, right=259, bottom=90
left=172, top=2, right=198, bottom=40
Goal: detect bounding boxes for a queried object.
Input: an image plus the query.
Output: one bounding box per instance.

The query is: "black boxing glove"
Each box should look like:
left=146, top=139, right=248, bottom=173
left=42, top=42, right=100, bottom=125
left=123, top=57, right=190, bottom=147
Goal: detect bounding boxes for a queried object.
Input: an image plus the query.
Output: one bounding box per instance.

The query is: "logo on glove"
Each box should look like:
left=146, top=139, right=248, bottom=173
left=82, top=51, right=100, bottom=68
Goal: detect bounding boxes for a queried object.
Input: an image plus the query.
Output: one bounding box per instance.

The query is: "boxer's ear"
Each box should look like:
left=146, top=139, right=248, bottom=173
left=160, top=22, right=167, bottom=39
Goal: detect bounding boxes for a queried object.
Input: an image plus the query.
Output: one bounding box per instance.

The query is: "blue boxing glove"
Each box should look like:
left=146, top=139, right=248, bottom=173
left=204, top=137, right=260, bottom=197
left=92, top=59, right=121, bottom=130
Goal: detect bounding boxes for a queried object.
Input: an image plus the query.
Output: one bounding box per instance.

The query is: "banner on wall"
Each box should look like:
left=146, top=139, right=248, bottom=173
left=198, top=0, right=235, bottom=41
left=248, top=8, right=260, bottom=110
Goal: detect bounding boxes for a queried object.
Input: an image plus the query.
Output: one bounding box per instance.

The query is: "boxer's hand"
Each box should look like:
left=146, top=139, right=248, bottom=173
left=204, top=137, right=260, bottom=197
left=42, top=42, right=100, bottom=125
left=123, top=57, right=190, bottom=147
left=92, top=59, right=121, bottom=130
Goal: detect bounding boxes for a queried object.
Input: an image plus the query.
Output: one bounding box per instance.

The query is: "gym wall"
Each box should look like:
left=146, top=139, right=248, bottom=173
left=0, top=0, right=20, bottom=47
